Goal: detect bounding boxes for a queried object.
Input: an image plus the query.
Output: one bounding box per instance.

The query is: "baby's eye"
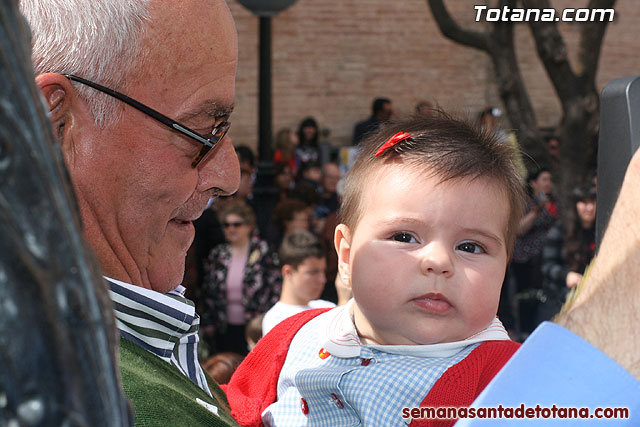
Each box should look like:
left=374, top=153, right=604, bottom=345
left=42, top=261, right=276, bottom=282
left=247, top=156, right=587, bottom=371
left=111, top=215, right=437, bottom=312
left=392, top=232, right=418, bottom=243
left=456, top=242, right=485, bottom=254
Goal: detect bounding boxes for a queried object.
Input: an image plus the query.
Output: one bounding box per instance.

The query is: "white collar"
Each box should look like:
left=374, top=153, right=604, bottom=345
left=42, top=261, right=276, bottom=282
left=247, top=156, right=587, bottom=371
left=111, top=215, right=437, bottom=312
left=318, top=299, right=510, bottom=358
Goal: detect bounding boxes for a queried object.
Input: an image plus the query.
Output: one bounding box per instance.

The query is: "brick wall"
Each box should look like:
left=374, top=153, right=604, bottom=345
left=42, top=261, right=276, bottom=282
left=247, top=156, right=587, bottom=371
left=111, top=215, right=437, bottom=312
left=227, top=0, right=640, bottom=151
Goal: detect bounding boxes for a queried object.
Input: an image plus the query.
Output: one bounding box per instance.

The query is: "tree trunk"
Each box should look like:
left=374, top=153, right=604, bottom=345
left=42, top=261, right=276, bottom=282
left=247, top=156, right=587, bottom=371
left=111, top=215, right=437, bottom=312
left=555, top=91, right=600, bottom=211
left=427, top=0, right=615, bottom=214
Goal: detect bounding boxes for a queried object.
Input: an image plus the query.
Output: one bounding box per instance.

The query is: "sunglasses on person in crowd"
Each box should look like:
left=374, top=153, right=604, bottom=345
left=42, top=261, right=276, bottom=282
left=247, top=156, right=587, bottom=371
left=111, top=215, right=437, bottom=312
left=223, top=221, right=246, bottom=228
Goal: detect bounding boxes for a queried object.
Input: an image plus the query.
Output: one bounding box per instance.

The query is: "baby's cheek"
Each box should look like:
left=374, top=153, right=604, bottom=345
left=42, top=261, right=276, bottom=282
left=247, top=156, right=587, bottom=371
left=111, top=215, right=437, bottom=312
left=468, top=292, right=500, bottom=326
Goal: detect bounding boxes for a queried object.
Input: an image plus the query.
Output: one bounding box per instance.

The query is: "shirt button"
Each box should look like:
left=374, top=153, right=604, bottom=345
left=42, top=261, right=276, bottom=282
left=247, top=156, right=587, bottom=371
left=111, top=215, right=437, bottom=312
left=361, top=358, right=372, bottom=366
left=331, top=393, right=344, bottom=409
left=301, top=398, right=309, bottom=415
left=318, top=348, right=331, bottom=359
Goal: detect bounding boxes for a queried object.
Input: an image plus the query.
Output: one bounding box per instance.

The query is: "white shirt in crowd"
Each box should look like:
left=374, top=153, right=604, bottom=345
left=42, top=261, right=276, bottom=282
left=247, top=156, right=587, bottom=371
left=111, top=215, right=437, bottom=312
left=262, top=300, right=336, bottom=335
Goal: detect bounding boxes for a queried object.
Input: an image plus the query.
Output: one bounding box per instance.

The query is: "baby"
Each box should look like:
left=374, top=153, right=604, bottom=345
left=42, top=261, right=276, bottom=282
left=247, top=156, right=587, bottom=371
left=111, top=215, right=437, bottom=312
left=226, top=113, right=526, bottom=427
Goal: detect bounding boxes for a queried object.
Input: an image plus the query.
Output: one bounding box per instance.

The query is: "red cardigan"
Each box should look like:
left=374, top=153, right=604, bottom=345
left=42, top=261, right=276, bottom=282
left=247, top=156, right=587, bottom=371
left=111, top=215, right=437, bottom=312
left=225, top=308, right=519, bottom=427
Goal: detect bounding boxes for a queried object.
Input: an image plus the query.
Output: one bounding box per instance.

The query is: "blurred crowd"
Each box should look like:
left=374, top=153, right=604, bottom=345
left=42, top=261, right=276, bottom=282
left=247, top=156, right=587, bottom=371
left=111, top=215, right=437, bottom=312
left=501, top=166, right=597, bottom=341
left=182, top=97, right=597, bottom=382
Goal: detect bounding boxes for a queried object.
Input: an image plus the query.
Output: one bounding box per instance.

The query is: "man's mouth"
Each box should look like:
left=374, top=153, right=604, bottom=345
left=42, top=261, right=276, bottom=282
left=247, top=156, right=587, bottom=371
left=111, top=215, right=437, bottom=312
left=171, top=206, right=207, bottom=225
left=170, top=194, right=215, bottom=226
left=169, top=215, right=198, bottom=231
left=172, top=218, right=193, bottom=225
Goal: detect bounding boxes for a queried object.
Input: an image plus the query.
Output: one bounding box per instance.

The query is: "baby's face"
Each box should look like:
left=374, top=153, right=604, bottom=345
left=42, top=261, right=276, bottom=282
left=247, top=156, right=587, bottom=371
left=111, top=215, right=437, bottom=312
left=337, top=164, right=510, bottom=345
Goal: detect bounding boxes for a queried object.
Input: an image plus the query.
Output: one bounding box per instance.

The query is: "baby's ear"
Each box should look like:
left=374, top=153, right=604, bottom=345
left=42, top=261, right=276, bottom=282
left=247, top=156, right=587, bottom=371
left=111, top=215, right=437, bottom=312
left=334, top=224, right=352, bottom=289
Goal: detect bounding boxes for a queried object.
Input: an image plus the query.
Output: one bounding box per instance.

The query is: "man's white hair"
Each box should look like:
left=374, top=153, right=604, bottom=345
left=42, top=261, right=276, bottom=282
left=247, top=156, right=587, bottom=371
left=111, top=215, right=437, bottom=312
left=20, top=0, right=151, bottom=127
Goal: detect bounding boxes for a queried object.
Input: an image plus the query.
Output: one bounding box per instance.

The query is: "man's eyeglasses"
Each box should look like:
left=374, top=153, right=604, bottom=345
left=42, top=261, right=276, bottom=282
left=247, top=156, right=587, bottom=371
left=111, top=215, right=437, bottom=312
left=64, top=74, right=230, bottom=168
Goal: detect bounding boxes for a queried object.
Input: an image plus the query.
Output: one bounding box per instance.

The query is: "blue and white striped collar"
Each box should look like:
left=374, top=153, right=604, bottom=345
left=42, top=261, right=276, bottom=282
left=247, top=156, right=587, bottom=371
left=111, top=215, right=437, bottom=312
left=106, top=277, right=211, bottom=396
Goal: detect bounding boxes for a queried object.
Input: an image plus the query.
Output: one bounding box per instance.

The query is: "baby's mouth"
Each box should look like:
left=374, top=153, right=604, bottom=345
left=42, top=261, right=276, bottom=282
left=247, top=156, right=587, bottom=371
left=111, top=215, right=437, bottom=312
left=412, top=293, right=452, bottom=314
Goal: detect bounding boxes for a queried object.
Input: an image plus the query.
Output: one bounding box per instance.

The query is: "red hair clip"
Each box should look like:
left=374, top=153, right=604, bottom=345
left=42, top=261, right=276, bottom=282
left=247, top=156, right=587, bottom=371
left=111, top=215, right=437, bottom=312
left=374, top=131, right=421, bottom=157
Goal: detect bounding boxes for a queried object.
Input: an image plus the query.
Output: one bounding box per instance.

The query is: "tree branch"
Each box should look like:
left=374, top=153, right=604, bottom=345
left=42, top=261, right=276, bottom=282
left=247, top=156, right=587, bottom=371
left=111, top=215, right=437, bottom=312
left=427, top=0, right=489, bottom=52
left=578, top=0, right=616, bottom=86
left=487, top=0, right=542, bottom=159
left=523, top=0, right=578, bottom=103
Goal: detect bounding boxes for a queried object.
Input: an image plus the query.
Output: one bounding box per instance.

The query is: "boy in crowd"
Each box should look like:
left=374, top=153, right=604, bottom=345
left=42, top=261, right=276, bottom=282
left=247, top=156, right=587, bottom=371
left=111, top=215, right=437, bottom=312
left=262, top=231, right=335, bottom=335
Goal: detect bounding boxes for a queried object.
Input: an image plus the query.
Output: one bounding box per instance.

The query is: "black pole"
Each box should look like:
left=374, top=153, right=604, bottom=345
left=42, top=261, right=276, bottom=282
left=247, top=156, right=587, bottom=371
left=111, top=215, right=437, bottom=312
left=258, top=16, right=272, bottom=163
left=253, top=16, right=278, bottom=239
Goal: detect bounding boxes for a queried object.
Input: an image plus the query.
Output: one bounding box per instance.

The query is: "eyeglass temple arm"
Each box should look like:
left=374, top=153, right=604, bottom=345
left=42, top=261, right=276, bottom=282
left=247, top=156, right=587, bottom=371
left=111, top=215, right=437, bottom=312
left=64, top=74, right=211, bottom=146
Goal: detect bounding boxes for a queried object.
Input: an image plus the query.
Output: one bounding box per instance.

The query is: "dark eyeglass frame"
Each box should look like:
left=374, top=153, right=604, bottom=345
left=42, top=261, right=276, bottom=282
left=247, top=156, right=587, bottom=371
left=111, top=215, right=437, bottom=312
left=64, top=74, right=230, bottom=168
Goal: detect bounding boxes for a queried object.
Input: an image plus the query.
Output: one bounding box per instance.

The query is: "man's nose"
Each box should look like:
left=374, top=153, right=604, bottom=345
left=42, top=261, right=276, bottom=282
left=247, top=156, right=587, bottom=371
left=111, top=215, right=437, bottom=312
left=197, top=135, right=240, bottom=195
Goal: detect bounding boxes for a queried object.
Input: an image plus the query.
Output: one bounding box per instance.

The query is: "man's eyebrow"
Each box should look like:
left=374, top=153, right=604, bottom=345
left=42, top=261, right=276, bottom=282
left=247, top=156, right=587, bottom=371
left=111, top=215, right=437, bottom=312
left=177, top=101, right=234, bottom=123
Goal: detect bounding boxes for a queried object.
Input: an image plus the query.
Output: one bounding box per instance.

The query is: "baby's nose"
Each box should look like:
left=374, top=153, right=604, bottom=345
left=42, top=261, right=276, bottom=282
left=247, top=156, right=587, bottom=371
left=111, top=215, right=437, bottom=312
left=419, top=242, right=454, bottom=277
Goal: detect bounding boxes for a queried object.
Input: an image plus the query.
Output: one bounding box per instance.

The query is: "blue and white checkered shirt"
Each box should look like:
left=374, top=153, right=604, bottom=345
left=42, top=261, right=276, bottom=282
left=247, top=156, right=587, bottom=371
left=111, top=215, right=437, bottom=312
left=262, top=300, right=509, bottom=426
left=106, top=277, right=212, bottom=396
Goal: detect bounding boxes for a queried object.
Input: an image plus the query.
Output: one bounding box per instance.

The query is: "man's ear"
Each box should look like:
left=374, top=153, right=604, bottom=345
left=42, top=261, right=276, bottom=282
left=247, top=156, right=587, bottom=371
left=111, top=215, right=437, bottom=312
left=35, top=73, right=76, bottom=143
left=334, top=224, right=353, bottom=289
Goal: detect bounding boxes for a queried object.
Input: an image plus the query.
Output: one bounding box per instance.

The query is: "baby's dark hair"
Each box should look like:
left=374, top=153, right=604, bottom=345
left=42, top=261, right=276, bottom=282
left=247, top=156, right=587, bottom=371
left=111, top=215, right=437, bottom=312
left=279, top=230, right=324, bottom=269
left=339, top=112, right=526, bottom=258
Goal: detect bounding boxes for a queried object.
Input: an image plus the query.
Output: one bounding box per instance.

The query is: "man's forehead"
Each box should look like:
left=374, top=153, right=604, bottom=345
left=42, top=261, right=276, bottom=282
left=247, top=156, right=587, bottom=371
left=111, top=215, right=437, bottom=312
left=135, top=0, right=238, bottom=115
left=144, top=0, right=237, bottom=65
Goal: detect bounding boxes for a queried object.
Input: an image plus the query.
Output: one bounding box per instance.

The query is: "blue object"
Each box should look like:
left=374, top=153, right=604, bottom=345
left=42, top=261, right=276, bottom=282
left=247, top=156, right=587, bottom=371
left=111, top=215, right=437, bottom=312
left=455, top=322, right=640, bottom=426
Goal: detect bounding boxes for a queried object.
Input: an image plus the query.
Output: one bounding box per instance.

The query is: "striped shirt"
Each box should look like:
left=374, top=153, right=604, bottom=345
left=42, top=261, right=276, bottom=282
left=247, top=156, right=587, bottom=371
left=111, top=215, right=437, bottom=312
left=106, top=277, right=212, bottom=396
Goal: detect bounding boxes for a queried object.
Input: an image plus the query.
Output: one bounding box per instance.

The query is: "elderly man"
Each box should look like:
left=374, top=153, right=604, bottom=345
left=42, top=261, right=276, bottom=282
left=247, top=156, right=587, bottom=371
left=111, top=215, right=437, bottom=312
left=21, top=0, right=240, bottom=425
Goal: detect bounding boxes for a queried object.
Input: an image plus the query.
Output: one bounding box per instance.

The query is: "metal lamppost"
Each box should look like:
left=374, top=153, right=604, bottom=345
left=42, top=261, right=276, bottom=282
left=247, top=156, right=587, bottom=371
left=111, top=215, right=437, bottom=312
left=236, top=0, right=299, bottom=237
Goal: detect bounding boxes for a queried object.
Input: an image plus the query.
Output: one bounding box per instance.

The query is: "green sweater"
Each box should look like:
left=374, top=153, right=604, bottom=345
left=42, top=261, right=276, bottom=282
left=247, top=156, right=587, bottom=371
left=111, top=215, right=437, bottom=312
left=119, top=337, right=239, bottom=427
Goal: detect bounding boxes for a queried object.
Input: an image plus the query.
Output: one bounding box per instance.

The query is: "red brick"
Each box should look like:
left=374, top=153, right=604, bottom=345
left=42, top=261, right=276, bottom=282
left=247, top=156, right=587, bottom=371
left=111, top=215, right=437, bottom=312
left=228, top=0, right=640, bottom=150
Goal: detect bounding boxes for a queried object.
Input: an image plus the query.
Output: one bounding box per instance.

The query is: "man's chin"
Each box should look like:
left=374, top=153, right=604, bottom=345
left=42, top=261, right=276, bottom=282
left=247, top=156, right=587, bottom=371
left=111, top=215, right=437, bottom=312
left=147, top=260, right=187, bottom=294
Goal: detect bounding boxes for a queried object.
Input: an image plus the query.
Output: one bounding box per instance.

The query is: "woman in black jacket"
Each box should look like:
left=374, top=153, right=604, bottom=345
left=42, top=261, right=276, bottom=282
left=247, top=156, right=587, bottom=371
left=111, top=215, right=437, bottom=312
left=540, top=185, right=596, bottom=320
